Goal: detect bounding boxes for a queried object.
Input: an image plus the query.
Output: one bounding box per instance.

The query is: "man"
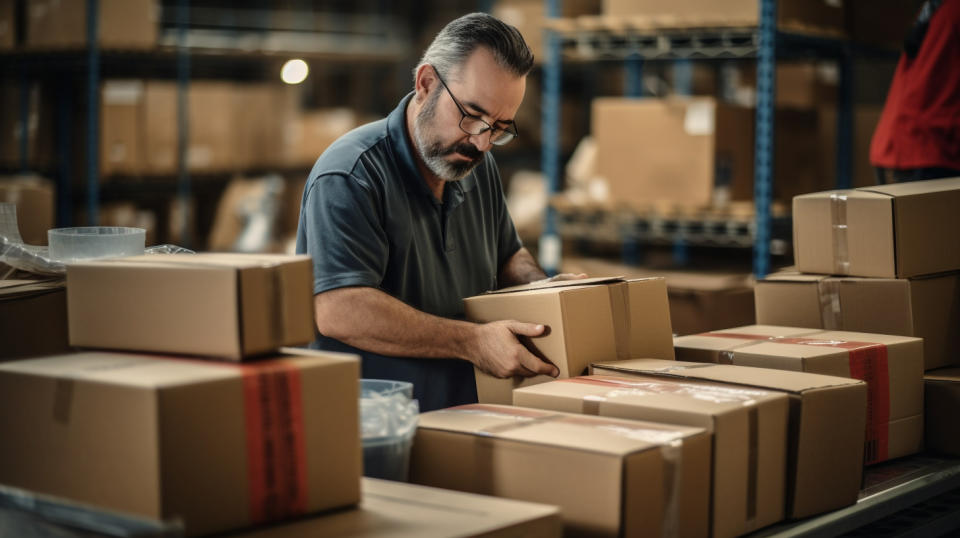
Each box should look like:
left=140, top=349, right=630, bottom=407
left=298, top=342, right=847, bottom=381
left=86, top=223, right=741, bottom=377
left=870, top=0, right=960, bottom=183
left=295, top=13, right=581, bottom=411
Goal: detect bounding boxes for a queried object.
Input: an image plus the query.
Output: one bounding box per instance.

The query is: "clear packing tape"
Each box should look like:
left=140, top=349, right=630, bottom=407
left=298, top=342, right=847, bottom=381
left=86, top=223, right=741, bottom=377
left=830, top=192, right=851, bottom=275
left=0, top=203, right=193, bottom=277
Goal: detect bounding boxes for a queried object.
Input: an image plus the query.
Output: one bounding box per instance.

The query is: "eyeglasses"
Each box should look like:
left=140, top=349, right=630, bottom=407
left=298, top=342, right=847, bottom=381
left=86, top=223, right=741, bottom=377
left=431, top=65, right=519, bottom=146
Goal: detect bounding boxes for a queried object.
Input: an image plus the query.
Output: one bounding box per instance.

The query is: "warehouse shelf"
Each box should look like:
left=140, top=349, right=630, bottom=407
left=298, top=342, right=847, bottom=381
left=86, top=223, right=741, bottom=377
left=538, top=0, right=896, bottom=278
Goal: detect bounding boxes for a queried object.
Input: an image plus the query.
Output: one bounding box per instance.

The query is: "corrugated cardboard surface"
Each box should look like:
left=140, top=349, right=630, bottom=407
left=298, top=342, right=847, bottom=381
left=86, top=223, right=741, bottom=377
left=591, top=358, right=867, bottom=519
left=515, top=375, right=788, bottom=537
left=410, top=404, right=710, bottom=537
left=603, top=0, right=844, bottom=35
left=793, top=177, right=960, bottom=278
left=756, top=271, right=960, bottom=370
left=561, top=258, right=756, bottom=335
left=464, top=277, right=673, bottom=404
left=67, top=253, right=314, bottom=359
left=674, top=325, right=923, bottom=463
left=26, top=0, right=157, bottom=49
left=0, top=279, right=70, bottom=361
left=0, top=349, right=361, bottom=536
left=593, top=97, right=754, bottom=208
left=924, top=368, right=960, bottom=457
left=224, top=477, right=562, bottom=538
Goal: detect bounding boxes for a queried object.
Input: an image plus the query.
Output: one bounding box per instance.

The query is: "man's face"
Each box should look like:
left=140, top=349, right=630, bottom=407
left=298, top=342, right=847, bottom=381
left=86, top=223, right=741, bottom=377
left=413, top=48, right=526, bottom=181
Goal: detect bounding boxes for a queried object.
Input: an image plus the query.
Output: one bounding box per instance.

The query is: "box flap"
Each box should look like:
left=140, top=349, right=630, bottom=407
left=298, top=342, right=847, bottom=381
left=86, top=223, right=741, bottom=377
left=858, top=176, right=960, bottom=197
left=0, top=279, right=65, bottom=300
left=418, top=404, right=701, bottom=456
left=488, top=276, right=624, bottom=294
left=925, top=368, right=960, bottom=382
left=761, top=272, right=828, bottom=283
left=592, top=358, right=865, bottom=393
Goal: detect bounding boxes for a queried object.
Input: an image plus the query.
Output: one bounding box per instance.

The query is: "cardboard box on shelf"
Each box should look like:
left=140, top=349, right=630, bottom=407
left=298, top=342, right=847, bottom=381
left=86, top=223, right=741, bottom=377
left=0, top=279, right=70, bottom=361
left=0, top=349, right=361, bottom=536
left=26, top=0, right=157, bottom=49
left=0, top=0, right=14, bottom=49
left=464, top=276, right=674, bottom=404
left=142, top=81, right=178, bottom=174
left=234, top=85, right=295, bottom=170
left=591, top=358, right=867, bottom=519
left=515, top=375, right=788, bottom=537
left=673, top=325, right=924, bottom=464
left=592, top=97, right=754, bottom=209
left=189, top=82, right=237, bottom=173
left=493, top=0, right=601, bottom=60
left=224, top=477, right=562, bottom=538
left=0, top=175, right=55, bottom=246
left=603, top=0, right=845, bottom=37
left=793, top=177, right=960, bottom=278
left=755, top=271, right=960, bottom=370
left=101, top=80, right=145, bottom=176
left=66, top=253, right=314, bottom=359
left=409, top=404, right=710, bottom=537
left=282, top=108, right=358, bottom=168
left=561, top=257, right=756, bottom=335
left=924, top=368, right=960, bottom=457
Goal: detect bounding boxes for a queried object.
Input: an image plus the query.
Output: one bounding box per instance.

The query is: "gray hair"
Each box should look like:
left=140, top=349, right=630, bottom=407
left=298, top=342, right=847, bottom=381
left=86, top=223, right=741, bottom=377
left=413, top=12, right=534, bottom=84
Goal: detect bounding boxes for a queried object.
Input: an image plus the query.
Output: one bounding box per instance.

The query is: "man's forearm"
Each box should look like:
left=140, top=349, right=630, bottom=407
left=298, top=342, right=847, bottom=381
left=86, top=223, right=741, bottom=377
left=314, top=286, right=477, bottom=359
left=498, top=247, right=547, bottom=288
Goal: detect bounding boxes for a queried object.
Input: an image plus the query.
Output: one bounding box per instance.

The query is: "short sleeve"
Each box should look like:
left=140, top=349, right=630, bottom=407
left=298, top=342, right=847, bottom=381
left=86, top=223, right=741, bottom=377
left=300, top=173, right=389, bottom=295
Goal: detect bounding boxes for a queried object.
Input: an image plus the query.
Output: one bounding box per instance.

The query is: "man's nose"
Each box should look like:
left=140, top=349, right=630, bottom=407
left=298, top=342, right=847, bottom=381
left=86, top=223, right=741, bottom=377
left=468, top=131, right=493, bottom=152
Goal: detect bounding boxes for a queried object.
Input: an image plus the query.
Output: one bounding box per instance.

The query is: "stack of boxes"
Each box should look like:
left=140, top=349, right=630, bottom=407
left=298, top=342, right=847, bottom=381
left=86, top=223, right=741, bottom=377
left=400, top=272, right=872, bottom=536
left=0, top=252, right=563, bottom=536
left=752, top=177, right=960, bottom=457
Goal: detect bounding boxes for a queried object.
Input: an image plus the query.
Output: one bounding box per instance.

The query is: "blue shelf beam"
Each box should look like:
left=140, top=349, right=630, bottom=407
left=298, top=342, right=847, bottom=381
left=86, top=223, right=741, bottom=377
left=752, top=0, right=776, bottom=278
left=625, top=54, right=643, bottom=97
left=86, top=0, right=101, bottom=225
left=539, top=0, right=561, bottom=275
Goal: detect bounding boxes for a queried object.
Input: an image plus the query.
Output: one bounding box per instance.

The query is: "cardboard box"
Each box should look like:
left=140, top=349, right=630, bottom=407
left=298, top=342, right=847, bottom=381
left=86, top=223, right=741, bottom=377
left=0, top=0, right=14, bottom=49
left=755, top=271, right=960, bottom=370
left=924, top=368, right=960, bottom=457
left=282, top=108, right=358, bottom=168
left=26, top=0, right=157, bottom=49
left=188, top=82, right=237, bottom=172
left=410, top=404, right=710, bottom=537
left=673, top=325, right=924, bottom=464
left=515, top=375, right=789, bottom=537
left=0, top=279, right=70, bottom=361
left=591, top=358, right=867, bottom=519
left=561, top=258, right=756, bottom=335
left=101, top=80, right=145, bottom=176
left=464, top=276, right=674, bottom=404
left=593, top=97, right=754, bottom=208
left=0, top=349, right=361, bottom=536
left=225, top=477, right=562, bottom=538
left=603, top=0, right=845, bottom=37
left=143, top=81, right=178, bottom=174
left=793, top=177, right=960, bottom=278
left=66, top=253, right=314, bottom=359
left=0, top=175, right=55, bottom=245
left=493, top=0, right=601, bottom=61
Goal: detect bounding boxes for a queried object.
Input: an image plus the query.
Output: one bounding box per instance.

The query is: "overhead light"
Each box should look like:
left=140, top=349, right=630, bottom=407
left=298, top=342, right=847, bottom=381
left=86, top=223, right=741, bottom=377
left=281, top=59, right=309, bottom=85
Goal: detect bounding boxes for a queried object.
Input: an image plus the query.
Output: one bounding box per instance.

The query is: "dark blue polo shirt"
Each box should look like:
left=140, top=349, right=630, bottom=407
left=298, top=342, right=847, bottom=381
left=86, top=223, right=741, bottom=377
left=295, top=92, right=522, bottom=412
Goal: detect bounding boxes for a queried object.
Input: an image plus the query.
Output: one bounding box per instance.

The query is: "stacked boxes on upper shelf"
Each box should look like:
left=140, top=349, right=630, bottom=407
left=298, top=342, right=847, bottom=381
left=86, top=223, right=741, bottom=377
left=754, top=176, right=960, bottom=457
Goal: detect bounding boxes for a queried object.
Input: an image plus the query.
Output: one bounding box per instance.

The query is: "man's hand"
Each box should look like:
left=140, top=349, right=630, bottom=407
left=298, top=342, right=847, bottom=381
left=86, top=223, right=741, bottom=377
left=468, top=320, right=560, bottom=379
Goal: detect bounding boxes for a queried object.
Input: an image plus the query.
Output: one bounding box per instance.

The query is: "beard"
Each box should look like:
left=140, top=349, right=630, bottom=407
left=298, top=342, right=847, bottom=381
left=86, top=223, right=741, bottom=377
left=413, top=90, right=484, bottom=181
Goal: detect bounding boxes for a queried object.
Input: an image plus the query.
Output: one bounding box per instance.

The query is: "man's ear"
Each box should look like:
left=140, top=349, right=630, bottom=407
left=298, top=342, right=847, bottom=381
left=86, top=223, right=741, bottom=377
left=414, top=64, right=437, bottom=104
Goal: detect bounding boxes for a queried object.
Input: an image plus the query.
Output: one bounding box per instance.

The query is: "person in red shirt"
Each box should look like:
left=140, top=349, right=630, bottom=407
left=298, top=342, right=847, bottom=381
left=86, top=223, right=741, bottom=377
left=870, top=0, right=960, bottom=183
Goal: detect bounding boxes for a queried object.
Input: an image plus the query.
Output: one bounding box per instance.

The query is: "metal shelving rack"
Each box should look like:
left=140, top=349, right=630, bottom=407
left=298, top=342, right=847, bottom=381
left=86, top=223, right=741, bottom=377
left=2, top=2, right=410, bottom=249
left=538, top=0, right=860, bottom=278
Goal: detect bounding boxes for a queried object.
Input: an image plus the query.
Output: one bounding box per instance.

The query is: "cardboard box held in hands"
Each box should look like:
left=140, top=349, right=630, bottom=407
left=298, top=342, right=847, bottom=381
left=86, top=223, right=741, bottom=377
left=673, top=325, right=924, bottom=465
left=464, top=276, right=674, bottom=404
left=409, top=404, right=710, bottom=538
left=0, top=349, right=361, bottom=536
left=591, top=359, right=867, bottom=519
left=515, top=375, right=789, bottom=537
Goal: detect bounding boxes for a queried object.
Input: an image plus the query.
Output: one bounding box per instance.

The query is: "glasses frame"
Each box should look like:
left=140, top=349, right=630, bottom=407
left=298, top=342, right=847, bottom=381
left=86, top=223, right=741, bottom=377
left=431, top=65, right=519, bottom=146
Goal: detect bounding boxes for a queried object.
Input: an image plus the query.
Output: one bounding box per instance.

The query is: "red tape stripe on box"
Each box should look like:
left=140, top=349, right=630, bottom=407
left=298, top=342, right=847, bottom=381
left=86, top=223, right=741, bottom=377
left=704, top=332, right=890, bottom=463
left=241, top=362, right=308, bottom=523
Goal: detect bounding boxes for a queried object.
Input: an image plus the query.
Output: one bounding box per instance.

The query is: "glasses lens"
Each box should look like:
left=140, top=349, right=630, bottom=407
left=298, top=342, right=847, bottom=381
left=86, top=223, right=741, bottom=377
left=490, top=131, right=516, bottom=146
left=459, top=116, right=488, bottom=136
